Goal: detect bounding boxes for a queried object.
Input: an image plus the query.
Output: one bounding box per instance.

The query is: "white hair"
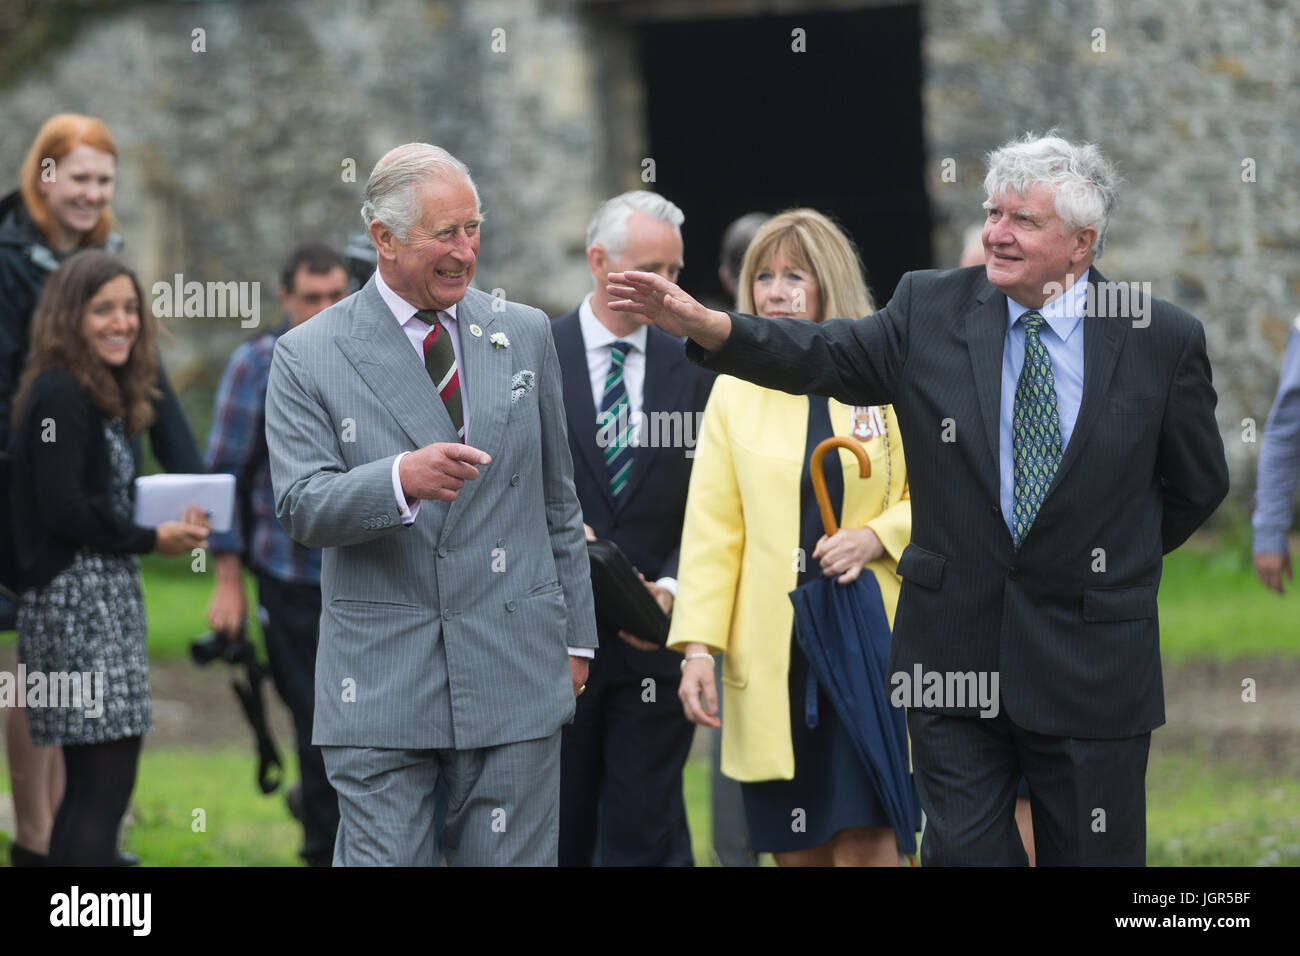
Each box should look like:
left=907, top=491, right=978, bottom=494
left=983, top=131, right=1119, bottom=257
left=361, top=143, right=481, bottom=242
left=586, top=191, right=684, bottom=256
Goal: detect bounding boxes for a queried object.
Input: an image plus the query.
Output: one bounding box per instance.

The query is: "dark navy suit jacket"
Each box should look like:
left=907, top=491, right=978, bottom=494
left=552, top=309, right=715, bottom=677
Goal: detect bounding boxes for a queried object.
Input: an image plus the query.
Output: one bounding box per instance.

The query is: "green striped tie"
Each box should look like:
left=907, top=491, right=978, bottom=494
left=598, top=341, right=634, bottom=499
left=1011, top=310, right=1063, bottom=549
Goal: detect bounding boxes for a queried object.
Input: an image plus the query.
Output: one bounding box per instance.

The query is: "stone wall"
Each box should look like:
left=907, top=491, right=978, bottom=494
left=924, top=0, right=1300, bottom=510
left=3, top=0, right=1293, bottom=509
left=0, top=0, right=634, bottom=397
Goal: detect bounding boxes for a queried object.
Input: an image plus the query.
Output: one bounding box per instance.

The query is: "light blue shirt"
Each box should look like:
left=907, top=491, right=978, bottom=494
left=1252, top=323, right=1300, bottom=554
left=999, top=270, right=1089, bottom=535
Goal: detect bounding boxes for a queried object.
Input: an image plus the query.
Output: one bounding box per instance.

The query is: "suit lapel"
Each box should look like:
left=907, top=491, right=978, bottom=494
left=441, top=290, right=503, bottom=542
left=334, top=280, right=457, bottom=451
left=963, top=284, right=1007, bottom=503
left=1046, top=268, right=1126, bottom=495
left=616, top=328, right=687, bottom=510
left=554, top=312, right=614, bottom=512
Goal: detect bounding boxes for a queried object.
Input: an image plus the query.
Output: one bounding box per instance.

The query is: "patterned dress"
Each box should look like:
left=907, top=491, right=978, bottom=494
left=18, top=418, right=152, bottom=746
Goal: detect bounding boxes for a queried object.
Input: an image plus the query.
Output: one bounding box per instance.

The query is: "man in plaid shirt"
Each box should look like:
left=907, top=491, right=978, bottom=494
left=205, top=243, right=349, bottom=866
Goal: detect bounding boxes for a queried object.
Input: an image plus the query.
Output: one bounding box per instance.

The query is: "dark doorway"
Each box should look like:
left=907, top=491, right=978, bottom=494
left=635, top=5, right=930, bottom=310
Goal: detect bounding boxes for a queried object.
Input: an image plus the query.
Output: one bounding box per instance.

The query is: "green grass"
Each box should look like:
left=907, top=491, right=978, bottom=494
left=683, top=756, right=712, bottom=865
left=0, top=746, right=303, bottom=867
left=1156, top=545, right=1296, bottom=662
left=122, top=746, right=302, bottom=866
left=4, top=747, right=1293, bottom=866
left=1146, top=752, right=1300, bottom=866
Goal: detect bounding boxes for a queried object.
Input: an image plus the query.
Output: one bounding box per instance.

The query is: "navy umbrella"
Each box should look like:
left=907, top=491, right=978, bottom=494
left=789, top=436, right=919, bottom=859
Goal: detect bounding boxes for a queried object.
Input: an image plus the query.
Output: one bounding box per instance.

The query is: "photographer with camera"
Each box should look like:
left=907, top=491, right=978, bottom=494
left=203, top=244, right=347, bottom=867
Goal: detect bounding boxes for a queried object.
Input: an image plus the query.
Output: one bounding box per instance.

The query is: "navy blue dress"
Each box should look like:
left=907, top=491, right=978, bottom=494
left=740, top=396, right=918, bottom=854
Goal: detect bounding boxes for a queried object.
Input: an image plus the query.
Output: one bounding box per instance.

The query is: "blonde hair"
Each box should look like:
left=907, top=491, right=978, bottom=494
left=736, top=208, right=874, bottom=321
left=20, top=113, right=118, bottom=247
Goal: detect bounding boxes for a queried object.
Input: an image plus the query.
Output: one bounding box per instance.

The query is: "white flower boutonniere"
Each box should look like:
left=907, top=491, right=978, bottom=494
left=490, top=331, right=510, bottom=350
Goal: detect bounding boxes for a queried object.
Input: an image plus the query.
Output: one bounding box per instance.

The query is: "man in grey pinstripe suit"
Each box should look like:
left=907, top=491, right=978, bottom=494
left=265, top=144, right=598, bottom=866
left=609, top=134, right=1230, bottom=865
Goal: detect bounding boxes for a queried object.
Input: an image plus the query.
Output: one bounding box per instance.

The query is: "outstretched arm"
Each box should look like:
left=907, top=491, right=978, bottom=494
left=609, top=269, right=911, bottom=408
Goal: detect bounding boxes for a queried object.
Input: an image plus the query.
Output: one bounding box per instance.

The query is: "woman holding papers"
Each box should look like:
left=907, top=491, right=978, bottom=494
left=668, top=210, right=914, bottom=866
left=8, top=251, right=209, bottom=865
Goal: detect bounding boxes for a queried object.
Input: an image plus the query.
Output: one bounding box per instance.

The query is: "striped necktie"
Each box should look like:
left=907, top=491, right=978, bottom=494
left=417, top=310, right=464, bottom=439
left=598, top=340, right=634, bottom=499
left=1011, top=310, right=1062, bottom=549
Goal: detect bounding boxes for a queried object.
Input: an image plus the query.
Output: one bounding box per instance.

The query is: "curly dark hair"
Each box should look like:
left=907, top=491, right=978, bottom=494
left=12, top=250, right=159, bottom=436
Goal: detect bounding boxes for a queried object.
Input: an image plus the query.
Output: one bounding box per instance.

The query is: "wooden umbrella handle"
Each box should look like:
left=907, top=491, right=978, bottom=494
left=810, top=435, right=871, bottom=537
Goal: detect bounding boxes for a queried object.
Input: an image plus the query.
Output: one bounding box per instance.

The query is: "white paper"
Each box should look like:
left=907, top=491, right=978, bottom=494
left=133, top=474, right=237, bottom=532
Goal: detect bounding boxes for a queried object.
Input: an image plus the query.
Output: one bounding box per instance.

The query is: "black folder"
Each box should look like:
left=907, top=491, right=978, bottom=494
left=586, top=538, right=670, bottom=646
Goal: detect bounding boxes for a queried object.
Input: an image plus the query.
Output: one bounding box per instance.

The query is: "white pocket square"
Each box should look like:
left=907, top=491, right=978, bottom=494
left=510, top=370, right=536, bottom=404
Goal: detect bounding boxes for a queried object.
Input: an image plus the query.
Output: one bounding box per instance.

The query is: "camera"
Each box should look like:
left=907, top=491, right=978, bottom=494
left=190, top=628, right=257, bottom=668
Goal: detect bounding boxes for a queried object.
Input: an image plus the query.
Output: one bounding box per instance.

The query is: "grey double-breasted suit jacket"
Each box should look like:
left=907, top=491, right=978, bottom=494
left=265, top=279, right=599, bottom=751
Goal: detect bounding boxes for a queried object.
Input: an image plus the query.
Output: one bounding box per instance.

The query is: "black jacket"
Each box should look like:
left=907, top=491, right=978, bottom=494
left=552, top=309, right=715, bottom=677
left=693, top=266, right=1230, bottom=739
left=10, top=367, right=157, bottom=589
left=0, top=190, right=201, bottom=471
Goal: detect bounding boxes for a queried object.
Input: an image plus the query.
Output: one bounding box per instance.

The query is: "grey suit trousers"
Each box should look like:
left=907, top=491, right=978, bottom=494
left=323, top=731, right=562, bottom=866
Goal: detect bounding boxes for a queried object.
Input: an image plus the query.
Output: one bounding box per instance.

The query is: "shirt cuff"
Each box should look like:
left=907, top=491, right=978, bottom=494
left=654, top=576, right=678, bottom=598
left=392, top=452, right=421, bottom=525
left=1252, top=528, right=1291, bottom=555
left=567, top=647, right=595, bottom=659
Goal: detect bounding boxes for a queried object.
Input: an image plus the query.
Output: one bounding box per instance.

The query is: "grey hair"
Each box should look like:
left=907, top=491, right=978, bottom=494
left=983, top=131, right=1119, bottom=257
left=361, top=143, right=481, bottom=243
left=586, top=191, right=684, bottom=256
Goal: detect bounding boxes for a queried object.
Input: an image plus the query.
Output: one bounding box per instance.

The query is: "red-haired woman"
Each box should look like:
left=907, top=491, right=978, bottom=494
left=9, top=251, right=210, bottom=865
left=0, top=114, right=202, bottom=866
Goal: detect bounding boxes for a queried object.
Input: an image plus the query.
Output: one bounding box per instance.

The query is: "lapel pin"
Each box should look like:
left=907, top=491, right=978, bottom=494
left=469, top=323, right=483, bottom=338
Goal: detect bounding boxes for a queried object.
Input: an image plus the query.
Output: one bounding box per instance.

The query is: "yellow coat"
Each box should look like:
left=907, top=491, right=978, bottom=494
left=668, top=374, right=911, bottom=782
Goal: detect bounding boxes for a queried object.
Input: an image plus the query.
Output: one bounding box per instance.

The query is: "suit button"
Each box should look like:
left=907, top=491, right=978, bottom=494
left=442, top=608, right=455, bottom=621
left=1008, top=569, right=1020, bottom=582
left=989, top=505, right=999, bottom=516
left=505, top=601, right=517, bottom=612
left=437, top=548, right=447, bottom=558
left=510, top=474, right=520, bottom=486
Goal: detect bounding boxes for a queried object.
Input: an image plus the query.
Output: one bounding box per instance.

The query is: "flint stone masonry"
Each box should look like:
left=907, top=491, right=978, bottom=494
left=3, top=0, right=1295, bottom=511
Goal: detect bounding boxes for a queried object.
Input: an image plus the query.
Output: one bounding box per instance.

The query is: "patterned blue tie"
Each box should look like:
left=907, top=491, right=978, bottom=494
left=1011, top=310, right=1063, bottom=549
left=598, top=341, right=634, bottom=499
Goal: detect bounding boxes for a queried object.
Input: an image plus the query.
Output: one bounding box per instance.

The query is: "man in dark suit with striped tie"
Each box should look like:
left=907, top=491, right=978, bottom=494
left=553, top=191, right=714, bottom=866
left=607, top=134, right=1230, bottom=866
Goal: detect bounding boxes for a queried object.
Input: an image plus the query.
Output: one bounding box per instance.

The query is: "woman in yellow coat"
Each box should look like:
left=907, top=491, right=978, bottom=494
left=670, top=209, right=914, bottom=866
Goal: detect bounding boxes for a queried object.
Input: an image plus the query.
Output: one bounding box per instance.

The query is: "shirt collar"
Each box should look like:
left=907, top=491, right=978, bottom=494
left=374, top=266, right=459, bottom=327
left=1005, top=268, right=1089, bottom=343
left=578, top=292, right=647, bottom=353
